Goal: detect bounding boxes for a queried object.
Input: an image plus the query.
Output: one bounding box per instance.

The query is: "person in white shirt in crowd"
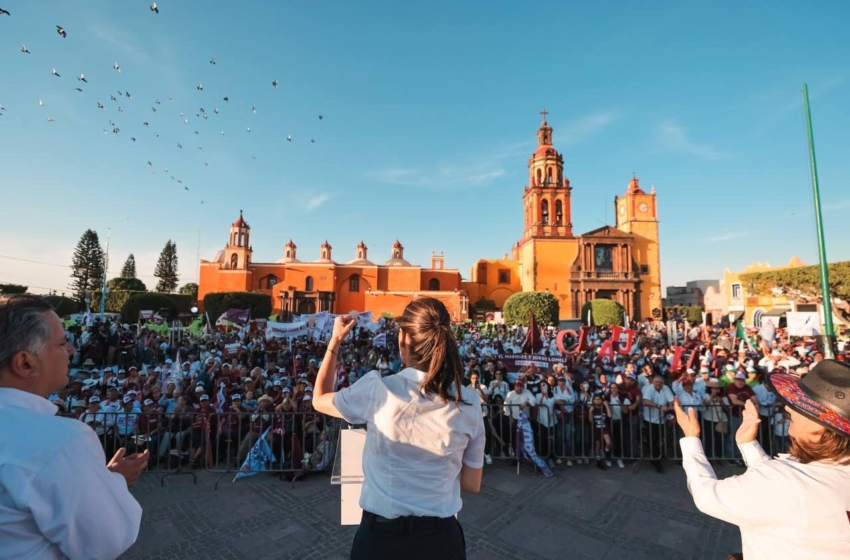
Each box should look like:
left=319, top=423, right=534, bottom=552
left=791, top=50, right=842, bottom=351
left=505, top=378, right=537, bottom=423
left=553, top=371, right=576, bottom=466
left=673, top=368, right=706, bottom=398
left=606, top=382, right=626, bottom=468
left=312, top=299, right=484, bottom=560
left=0, top=296, right=148, bottom=560
left=100, top=385, right=123, bottom=429
left=468, top=371, right=493, bottom=465
left=488, top=368, right=509, bottom=402
left=535, top=381, right=557, bottom=469
left=675, top=359, right=850, bottom=560
left=642, top=374, right=675, bottom=473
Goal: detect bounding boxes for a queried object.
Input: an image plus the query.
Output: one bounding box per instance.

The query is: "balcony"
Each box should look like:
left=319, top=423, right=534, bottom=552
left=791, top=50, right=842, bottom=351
left=571, top=271, right=632, bottom=280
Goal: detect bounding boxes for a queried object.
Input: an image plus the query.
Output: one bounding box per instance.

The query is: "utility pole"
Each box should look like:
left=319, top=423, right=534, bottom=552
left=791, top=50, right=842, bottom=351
left=802, top=83, right=835, bottom=358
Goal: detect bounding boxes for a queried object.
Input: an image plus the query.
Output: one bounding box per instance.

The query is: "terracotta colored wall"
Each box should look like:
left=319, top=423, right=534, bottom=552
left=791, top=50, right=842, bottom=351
left=420, top=269, right=461, bottom=291
left=531, top=238, right=579, bottom=320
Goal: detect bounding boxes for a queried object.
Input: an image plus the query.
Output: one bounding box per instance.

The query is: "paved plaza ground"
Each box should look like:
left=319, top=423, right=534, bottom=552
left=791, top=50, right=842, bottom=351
left=121, top=460, right=742, bottom=560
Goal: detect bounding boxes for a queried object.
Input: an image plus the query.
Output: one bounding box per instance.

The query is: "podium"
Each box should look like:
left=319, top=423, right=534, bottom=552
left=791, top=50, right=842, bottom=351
left=331, top=427, right=366, bottom=525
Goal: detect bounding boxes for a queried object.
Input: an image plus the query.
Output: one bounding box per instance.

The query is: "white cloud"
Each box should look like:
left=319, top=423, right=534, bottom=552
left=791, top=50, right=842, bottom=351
left=304, top=193, right=332, bottom=211
left=557, top=111, right=617, bottom=146
left=655, top=119, right=726, bottom=161
left=704, top=231, right=749, bottom=243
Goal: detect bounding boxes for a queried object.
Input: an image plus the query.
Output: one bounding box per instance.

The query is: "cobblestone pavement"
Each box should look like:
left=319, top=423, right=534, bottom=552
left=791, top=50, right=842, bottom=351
left=121, top=460, right=742, bottom=560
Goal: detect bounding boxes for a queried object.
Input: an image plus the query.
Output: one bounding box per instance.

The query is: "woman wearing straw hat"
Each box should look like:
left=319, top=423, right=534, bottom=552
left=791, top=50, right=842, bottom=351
left=675, top=359, right=850, bottom=559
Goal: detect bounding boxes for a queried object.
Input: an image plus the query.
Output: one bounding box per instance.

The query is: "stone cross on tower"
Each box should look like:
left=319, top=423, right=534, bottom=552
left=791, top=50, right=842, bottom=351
left=540, top=108, right=548, bottom=122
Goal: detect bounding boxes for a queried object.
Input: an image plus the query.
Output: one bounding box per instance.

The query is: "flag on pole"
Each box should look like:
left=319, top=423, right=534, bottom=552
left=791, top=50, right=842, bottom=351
left=735, top=321, right=755, bottom=352
left=234, top=428, right=276, bottom=481
left=521, top=312, right=542, bottom=354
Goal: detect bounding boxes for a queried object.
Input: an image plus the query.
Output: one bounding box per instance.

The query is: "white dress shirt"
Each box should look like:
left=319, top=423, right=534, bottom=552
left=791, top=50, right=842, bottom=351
left=0, top=388, right=142, bottom=560
left=504, top=389, right=537, bottom=420
left=333, top=368, right=485, bottom=519
left=641, top=384, right=674, bottom=424
left=680, top=437, right=850, bottom=559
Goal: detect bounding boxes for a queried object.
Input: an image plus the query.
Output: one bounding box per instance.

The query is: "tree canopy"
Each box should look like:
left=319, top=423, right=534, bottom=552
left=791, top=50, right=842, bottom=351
left=503, top=291, right=559, bottom=326
left=0, top=284, right=28, bottom=294
left=179, top=282, right=198, bottom=298
left=741, top=261, right=850, bottom=321
left=107, top=277, right=147, bottom=292
left=154, top=240, right=179, bottom=293
left=69, top=229, right=105, bottom=303
left=581, top=299, right=626, bottom=327
left=121, top=254, right=137, bottom=278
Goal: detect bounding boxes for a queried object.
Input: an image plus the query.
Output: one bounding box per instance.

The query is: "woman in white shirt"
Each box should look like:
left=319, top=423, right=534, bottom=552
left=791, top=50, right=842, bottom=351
left=674, top=359, right=850, bottom=560
left=488, top=369, right=509, bottom=402
left=535, top=381, right=557, bottom=469
left=313, top=299, right=484, bottom=560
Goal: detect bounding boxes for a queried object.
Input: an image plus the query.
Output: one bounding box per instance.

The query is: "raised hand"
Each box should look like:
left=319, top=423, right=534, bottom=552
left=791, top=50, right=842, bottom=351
left=736, top=399, right=761, bottom=445
left=107, top=448, right=149, bottom=487
left=674, top=397, right=700, bottom=438
left=330, top=315, right=358, bottom=348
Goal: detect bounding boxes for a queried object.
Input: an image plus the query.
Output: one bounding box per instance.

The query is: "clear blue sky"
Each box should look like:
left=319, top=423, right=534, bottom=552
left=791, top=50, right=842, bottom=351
left=1, top=0, right=848, bottom=296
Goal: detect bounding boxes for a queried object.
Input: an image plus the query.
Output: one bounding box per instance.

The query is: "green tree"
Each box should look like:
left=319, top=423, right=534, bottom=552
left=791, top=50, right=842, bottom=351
left=179, top=282, right=198, bottom=298
left=0, top=284, right=28, bottom=294
left=154, top=240, right=179, bottom=293
left=107, top=277, right=147, bottom=292
left=121, top=254, right=137, bottom=278
left=502, top=292, right=559, bottom=326
left=121, top=293, right=178, bottom=323
left=581, top=299, right=626, bottom=327
left=471, top=297, right=497, bottom=313
left=69, top=229, right=105, bottom=303
left=43, top=294, right=79, bottom=316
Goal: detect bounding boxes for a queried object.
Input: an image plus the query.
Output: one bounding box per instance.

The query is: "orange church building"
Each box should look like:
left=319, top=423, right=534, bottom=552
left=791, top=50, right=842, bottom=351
left=198, top=115, right=662, bottom=322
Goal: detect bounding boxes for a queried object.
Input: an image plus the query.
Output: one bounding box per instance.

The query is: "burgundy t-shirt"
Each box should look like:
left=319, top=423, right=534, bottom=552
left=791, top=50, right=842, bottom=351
left=726, top=384, right=754, bottom=417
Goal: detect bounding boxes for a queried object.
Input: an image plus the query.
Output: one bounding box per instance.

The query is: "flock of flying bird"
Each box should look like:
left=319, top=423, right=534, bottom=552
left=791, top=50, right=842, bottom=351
left=0, top=6, right=325, bottom=206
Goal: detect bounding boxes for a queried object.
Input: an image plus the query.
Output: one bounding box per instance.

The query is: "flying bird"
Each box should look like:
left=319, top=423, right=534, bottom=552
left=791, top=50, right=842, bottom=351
left=205, top=162, right=210, bottom=167
left=21, top=44, right=30, bottom=54
left=184, top=186, right=189, bottom=191
left=150, top=3, right=158, bottom=13
left=183, top=118, right=188, bottom=124
left=199, top=108, right=205, bottom=113
left=75, top=87, right=83, bottom=92
left=38, top=99, right=43, bottom=106
left=118, top=91, right=123, bottom=97
left=51, top=67, right=60, bottom=77
left=194, top=130, right=199, bottom=134
left=46, top=116, right=54, bottom=122
left=311, top=138, right=315, bottom=143
left=222, top=96, right=229, bottom=102
left=130, top=137, right=136, bottom=142
left=151, top=106, right=157, bottom=112
left=147, top=161, right=152, bottom=166
left=179, top=112, right=184, bottom=117
left=0, top=8, right=10, bottom=16
left=113, top=62, right=120, bottom=73
left=287, top=135, right=291, bottom=142
left=209, top=58, right=216, bottom=65
left=177, top=142, right=182, bottom=149
left=113, top=127, right=120, bottom=135
left=56, top=25, right=66, bottom=38
left=97, top=102, right=104, bottom=110
left=125, top=91, right=131, bottom=99
left=252, top=107, right=256, bottom=113
left=110, top=95, right=117, bottom=101
left=154, top=132, right=159, bottom=137
left=155, top=98, right=161, bottom=104
left=197, top=145, right=202, bottom=150
left=213, top=107, right=218, bottom=114
left=272, top=80, right=278, bottom=88
left=318, top=115, right=323, bottom=120
left=77, top=73, right=87, bottom=83
left=167, top=95, right=172, bottom=101
left=118, top=107, right=123, bottom=112
left=177, top=178, right=182, bottom=183
left=143, top=121, right=149, bottom=127
left=203, top=114, right=208, bottom=120
left=246, top=127, right=250, bottom=132
left=220, top=130, right=224, bottom=135
left=197, top=83, right=203, bottom=91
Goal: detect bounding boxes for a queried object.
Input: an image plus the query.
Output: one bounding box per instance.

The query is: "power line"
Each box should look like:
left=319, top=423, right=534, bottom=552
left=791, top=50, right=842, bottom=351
left=0, top=254, right=160, bottom=280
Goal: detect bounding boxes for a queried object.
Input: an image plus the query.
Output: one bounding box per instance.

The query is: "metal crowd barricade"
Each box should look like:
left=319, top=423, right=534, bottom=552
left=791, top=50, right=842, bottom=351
left=206, top=411, right=340, bottom=490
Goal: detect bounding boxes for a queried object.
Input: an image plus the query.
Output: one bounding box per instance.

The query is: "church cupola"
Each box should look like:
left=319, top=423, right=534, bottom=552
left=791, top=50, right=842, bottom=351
left=224, top=210, right=253, bottom=269
left=520, top=111, right=573, bottom=241
left=320, top=240, right=332, bottom=261
left=356, top=241, right=368, bottom=261
left=391, top=240, right=404, bottom=260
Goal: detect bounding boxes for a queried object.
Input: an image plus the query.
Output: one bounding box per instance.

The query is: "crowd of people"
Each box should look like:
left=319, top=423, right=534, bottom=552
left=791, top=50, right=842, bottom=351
left=51, top=311, right=845, bottom=476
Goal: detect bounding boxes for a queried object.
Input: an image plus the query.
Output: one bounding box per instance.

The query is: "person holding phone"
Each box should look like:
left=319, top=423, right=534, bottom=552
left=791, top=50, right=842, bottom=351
left=313, top=299, right=484, bottom=560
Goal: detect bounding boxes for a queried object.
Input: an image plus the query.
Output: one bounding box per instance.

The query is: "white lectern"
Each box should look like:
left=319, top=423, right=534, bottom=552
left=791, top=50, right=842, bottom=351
left=331, top=427, right=366, bottom=525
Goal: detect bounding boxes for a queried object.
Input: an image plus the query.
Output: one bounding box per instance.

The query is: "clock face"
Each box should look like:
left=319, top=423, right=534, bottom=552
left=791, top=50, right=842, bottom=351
left=638, top=203, right=648, bottom=213
left=618, top=205, right=626, bottom=216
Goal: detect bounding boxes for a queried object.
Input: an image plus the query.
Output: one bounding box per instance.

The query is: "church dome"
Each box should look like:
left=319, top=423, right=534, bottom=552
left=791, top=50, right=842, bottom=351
left=346, top=258, right=374, bottom=266
left=213, top=249, right=225, bottom=263
left=275, top=256, right=301, bottom=264
left=231, top=210, right=250, bottom=229
left=384, top=257, right=412, bottom=267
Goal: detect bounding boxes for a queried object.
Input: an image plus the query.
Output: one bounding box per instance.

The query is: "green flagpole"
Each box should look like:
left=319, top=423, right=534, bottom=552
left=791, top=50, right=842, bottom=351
left=802, top=83, right=835, bottom=358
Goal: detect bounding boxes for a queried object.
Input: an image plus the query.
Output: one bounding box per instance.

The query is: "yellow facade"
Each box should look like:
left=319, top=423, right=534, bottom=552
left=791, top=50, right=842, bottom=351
left=724, top=256, right=805, bottom=326
left=464, top=115, right=662, bottom=321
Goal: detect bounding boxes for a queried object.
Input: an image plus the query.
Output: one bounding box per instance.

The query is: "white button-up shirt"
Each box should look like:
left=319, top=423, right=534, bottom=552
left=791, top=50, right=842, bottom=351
left=0, top=388, right=142, bottom=560
left=641, top=384, right=674, bottom=424
left=680, top=436, right=850, bottom=559
left=333, top=368, right=485, bottom=519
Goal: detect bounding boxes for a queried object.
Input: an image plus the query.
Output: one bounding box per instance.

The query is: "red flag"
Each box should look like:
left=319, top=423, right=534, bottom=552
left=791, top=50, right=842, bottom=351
left=670, top=346, right=685, bottom=372
left=521, top=312, right=543, bottom=354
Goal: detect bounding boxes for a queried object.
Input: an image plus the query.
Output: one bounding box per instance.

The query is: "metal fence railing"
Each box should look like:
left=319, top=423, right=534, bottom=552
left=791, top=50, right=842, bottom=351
left=482, top=402, right=790, bottom=471
left=64, top=409, right=339, bottom=488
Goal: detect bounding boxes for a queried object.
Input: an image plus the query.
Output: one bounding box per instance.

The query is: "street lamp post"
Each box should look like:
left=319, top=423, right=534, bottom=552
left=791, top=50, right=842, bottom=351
left=802, top=83, right=835, bottom=358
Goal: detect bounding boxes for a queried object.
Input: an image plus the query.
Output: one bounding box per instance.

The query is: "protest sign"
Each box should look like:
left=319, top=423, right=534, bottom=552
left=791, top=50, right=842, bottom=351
left=265, top=320, right=308, bottom=340
left=787, top=312, right=820, bottom=337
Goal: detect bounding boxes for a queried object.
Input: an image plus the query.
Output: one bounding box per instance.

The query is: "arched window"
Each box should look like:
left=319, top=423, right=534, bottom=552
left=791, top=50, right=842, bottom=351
left=349, top=275, right=360, bottom=293
left=547, top=167, right=553, bottom=183
left=230, top=253, right=238, bottom=269
left=555, top=200, right=563, bottom=224
left=536, top=169, right=542, bottom=185
left=266, top=275, right=278, bottom=289
left=305, top=276, right=314, bottom=291
left=541, top=199, right=549, bottom=224
left=394, top=250, right=400, bottom=259
left=322, top=249, right=327, bottom=259
left=358, top=249, right=364, bottom=259
left=428, top=278, right=440, bottom=291
left=285, top=248, right=291, bottom=258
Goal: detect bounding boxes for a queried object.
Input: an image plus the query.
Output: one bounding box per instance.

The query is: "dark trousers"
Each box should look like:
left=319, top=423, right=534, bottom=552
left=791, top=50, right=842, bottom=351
left=351, top=511, right=466, bottom=560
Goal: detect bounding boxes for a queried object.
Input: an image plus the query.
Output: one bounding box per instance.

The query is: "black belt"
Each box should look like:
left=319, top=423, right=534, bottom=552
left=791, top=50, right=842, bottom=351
left=362, top=510, right=451, bottom=527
